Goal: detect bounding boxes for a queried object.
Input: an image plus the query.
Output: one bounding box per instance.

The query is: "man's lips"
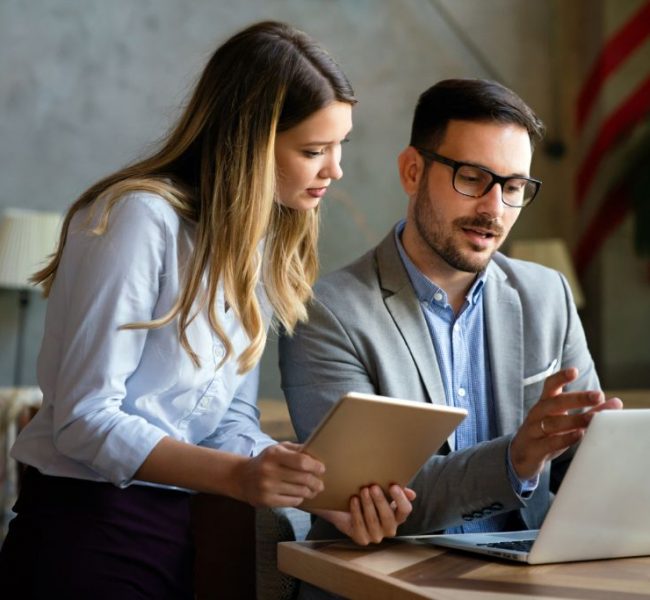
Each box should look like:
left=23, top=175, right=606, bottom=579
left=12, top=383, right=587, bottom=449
left=462, top=226, right=499, bottom=239
left=457, top=217, right=503, bottom=239
left=458, top=219, right=504, bottom=247
left=306, top=187, right=328, bottom=198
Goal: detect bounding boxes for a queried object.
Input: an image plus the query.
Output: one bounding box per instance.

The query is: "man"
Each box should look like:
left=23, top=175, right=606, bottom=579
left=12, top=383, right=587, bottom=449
left=280, top=78, right=623, bottom=555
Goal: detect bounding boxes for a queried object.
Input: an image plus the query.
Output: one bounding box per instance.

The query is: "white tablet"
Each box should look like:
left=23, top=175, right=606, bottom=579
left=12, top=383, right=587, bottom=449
left=300, top=392, right=467, bottom=511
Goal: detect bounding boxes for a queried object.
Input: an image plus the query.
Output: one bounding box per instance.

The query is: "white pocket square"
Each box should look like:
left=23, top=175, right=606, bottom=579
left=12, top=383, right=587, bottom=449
left=523, top=358, right=558, bottom=386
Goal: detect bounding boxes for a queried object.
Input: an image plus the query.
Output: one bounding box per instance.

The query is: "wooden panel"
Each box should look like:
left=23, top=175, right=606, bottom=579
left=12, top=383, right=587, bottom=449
left=189, top=400, right=294, bottom=599
left=192, top=494, right=256, bottom=600
left=606, top=390, right=650, bottom=409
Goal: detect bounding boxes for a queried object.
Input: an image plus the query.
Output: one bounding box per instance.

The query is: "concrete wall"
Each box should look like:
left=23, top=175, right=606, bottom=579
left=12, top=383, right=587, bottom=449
left=0, top=0, right=647, bottom=398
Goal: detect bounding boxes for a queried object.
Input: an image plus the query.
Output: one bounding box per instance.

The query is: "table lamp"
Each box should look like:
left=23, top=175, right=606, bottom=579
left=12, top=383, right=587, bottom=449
left=507, top=238, right=585, bottom=309
left=0, top=208, right=62, bottom=386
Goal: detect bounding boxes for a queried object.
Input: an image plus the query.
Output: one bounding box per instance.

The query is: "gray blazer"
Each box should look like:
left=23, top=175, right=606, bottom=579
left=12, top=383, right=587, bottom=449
left=279, top=229, right=600, bottom=537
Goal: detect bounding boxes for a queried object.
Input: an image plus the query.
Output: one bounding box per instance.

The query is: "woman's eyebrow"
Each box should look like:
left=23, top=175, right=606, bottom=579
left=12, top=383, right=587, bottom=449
left=302, top=130, right=353, bottom=146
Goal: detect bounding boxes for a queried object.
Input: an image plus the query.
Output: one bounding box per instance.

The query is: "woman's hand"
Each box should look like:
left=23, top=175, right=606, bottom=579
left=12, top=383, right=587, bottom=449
left=313, top=484, right=416, bottom=545
left=234, top=441, right=326, bottom=508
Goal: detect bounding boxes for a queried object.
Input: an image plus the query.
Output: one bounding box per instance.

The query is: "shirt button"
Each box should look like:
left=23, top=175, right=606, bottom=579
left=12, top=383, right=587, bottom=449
left=433, top=292, right=443, bottom=302
left=453, top=323, right=460, bottom=332
left=458, top=387, right=466, bottom=397
left=199, top=397, right=210, bottom=409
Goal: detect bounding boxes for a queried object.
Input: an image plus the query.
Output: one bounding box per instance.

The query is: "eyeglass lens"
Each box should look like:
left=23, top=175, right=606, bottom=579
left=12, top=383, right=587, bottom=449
left=454, top=165, right=536, bottom=205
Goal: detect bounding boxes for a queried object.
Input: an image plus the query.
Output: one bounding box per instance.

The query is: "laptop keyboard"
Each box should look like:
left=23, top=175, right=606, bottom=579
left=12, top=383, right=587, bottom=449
left=478, top=539, right=535, bottom=552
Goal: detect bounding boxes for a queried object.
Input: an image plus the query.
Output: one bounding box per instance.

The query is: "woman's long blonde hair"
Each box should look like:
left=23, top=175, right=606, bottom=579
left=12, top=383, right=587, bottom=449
left=33, top=21, right=356, bottom=373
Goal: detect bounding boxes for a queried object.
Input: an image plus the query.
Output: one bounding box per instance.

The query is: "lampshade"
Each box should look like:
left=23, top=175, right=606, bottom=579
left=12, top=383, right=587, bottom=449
left=0, top=208, right=62, bottom=290
left=507, top=238, right=585, bottom=309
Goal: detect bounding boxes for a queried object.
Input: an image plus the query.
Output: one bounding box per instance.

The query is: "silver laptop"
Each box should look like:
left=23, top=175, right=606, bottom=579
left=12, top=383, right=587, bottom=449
left=422, top=409, right=650, bottom=564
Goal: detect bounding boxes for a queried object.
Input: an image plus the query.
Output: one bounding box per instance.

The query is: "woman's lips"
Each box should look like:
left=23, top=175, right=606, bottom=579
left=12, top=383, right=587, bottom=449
left=307, top=187, right=328, bottom=198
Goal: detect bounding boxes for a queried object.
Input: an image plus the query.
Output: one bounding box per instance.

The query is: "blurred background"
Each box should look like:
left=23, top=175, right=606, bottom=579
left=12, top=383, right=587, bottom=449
left=1, top=0, right=648, bottom=400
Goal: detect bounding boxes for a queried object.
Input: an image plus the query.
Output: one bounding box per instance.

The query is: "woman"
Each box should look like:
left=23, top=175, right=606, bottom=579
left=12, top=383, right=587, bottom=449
left=0, top=20, right=413, bottom=599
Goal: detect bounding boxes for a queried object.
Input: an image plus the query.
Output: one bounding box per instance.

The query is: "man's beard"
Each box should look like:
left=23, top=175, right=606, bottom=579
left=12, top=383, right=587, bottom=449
left=414, top=181, right=504, bottom=274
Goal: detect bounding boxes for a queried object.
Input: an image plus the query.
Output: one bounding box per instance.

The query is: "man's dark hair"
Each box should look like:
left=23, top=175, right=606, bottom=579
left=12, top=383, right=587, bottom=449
left=409, top=78, right=545, bottom=150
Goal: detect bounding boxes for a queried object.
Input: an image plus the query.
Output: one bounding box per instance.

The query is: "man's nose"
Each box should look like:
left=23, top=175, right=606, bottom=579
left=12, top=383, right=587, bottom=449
left=476, top=182, right=505, bottom=218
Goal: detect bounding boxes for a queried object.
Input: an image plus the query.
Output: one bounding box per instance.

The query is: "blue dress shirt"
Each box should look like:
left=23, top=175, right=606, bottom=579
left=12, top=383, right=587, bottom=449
left=394, top=221, right=536, bottom=532
left=12, top=192, right=275, bottom=488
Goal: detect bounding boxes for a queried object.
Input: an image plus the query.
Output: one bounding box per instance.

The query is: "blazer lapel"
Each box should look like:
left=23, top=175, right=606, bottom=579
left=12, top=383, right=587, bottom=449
left=484, top=260, right=524, bottom=436
left=375, top=232, right=455, bottom=446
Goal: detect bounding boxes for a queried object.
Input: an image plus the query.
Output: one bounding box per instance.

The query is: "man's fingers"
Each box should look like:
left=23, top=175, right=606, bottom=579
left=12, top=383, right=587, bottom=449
left=586, top=396, right=623, bottom=413
left=404, top=487, right=417, bottom=501
left=538, top=411, right=594, bottom=436
left=542, top=429, right=584, bottom=453
left=358, top=487, right=382, bottom=541
left=367, top=486, right=398, bottom=538
left=348, top=496, right=370, bottom=545
left=542, top=396, right=624, bottom=437
left=542, top=367, right=578, bottom=397
left=388, top=485, right=413, bottom=523
left=540, top=390, right=604, bottom=417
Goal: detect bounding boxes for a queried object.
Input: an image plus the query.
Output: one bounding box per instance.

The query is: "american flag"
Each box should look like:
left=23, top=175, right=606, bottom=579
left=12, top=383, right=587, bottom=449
left=573, top=0, right=650, bottom=277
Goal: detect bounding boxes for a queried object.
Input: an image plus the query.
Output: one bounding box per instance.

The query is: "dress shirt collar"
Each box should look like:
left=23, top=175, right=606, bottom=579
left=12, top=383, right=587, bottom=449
left=393, top=220, right=486, bottom=307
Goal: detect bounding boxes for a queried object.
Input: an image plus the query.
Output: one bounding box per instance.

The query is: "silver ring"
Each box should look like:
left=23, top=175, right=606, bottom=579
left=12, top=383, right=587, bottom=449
left=540, top=419, right=548, bottom=435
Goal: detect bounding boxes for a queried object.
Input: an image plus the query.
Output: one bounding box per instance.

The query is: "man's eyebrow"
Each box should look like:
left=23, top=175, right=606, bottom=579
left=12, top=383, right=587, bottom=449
left=463, top=160, right=530, bottom=178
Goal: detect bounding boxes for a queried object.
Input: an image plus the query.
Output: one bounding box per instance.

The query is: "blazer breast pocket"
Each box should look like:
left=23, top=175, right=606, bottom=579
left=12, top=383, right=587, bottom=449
left=523, top=358, right=558, bottom=387
left=523, top=358, right=558, bottom=411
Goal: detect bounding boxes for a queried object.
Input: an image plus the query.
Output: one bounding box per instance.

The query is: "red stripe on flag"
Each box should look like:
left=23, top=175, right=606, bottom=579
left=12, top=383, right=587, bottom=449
left=574, top=182, right=631, bottom=275
left=577, top=0, right=650, bottom=132
left=576, top=76, right=650, bottom=208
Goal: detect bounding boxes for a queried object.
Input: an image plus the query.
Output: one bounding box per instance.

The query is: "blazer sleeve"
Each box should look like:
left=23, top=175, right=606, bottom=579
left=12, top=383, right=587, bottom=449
left=279, top=295, right=376, bottom=442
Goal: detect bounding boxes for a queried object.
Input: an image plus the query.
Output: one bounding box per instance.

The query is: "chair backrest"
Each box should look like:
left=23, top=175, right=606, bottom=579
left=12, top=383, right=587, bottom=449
left=0, top=386, right=42, bottom=538
left=255, top=506, right=311, bottom=600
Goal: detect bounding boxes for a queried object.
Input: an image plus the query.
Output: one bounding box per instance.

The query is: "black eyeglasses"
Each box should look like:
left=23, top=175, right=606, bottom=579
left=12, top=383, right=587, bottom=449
left=414, top=147, right=542, bottom=208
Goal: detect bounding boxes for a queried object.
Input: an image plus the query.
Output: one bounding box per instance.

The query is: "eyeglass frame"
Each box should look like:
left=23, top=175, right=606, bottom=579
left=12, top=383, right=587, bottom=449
left=413, top=146, right=542, bottom=208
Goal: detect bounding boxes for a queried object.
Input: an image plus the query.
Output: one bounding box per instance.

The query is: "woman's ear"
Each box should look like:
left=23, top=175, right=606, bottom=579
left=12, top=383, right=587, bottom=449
left=398, top=146, right=425, bottom=197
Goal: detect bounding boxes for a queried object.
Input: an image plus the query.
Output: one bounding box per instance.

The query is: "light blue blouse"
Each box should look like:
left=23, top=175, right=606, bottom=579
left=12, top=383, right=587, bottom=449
left=12, top=192, right=275, bottom=488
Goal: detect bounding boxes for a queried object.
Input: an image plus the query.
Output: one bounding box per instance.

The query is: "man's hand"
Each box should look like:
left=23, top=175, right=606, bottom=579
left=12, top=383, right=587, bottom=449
left=510, top=367, right=623, bottom=481
left=233, top=441, right=325, bottom=508
left=313, top=484, right=416, bottom=546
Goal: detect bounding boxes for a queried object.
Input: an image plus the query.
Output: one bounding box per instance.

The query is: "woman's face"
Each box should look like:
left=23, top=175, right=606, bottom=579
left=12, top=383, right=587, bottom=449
left=274, top=101, right=353, bottom=211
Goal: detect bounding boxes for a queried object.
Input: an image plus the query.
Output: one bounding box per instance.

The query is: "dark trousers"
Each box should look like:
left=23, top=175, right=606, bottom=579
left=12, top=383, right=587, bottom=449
left=0, top=467, right=194, bottom=600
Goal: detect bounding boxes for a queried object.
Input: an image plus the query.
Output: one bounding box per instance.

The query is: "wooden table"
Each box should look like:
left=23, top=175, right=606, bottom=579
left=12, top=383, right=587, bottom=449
left=278, top=538, right=650, bottom=599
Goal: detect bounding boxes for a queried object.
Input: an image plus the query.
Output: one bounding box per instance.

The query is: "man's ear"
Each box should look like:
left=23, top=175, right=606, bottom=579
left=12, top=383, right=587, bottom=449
left=398, top=146, right=425, bottom=197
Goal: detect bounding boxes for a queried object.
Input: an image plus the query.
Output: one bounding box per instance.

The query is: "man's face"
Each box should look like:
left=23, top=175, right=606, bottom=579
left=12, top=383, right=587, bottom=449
left=410, top=120, right=532, bottom=274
